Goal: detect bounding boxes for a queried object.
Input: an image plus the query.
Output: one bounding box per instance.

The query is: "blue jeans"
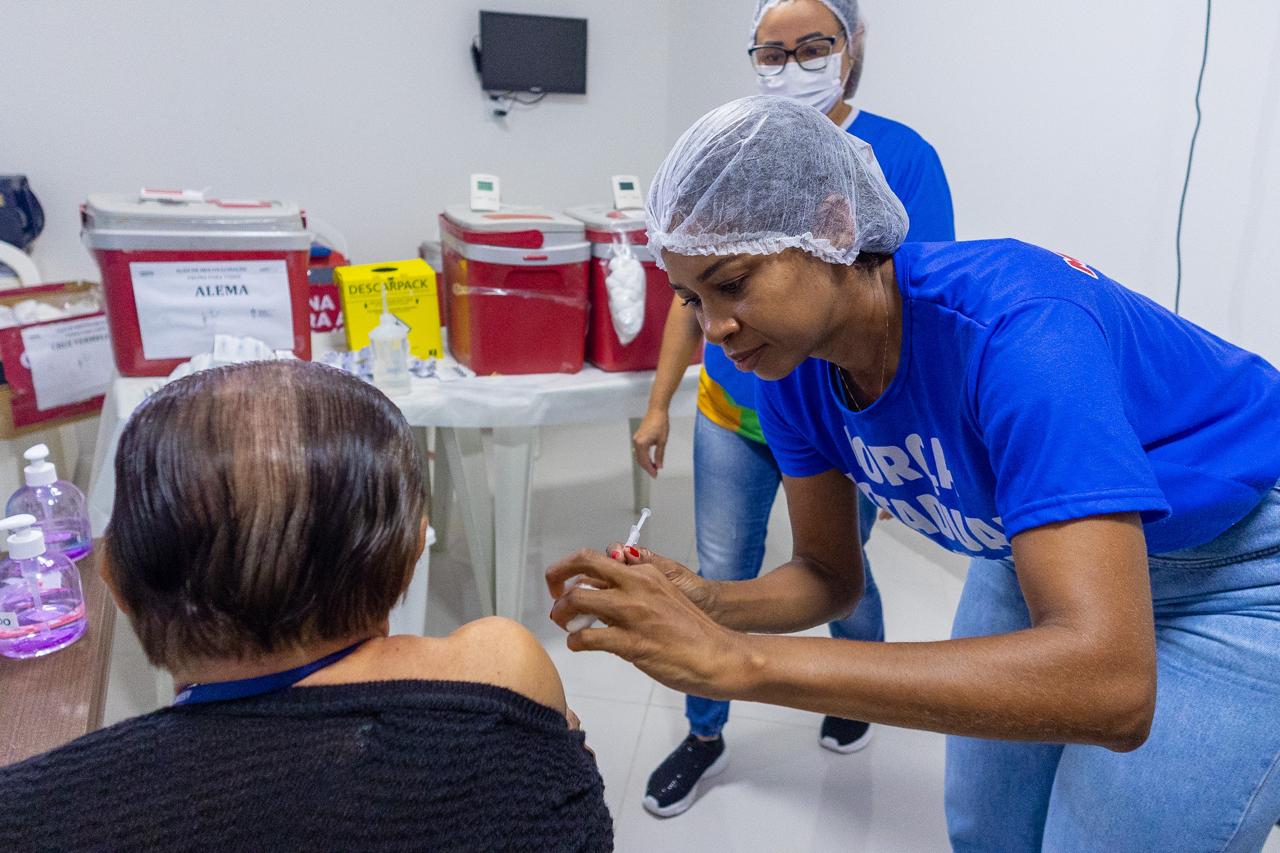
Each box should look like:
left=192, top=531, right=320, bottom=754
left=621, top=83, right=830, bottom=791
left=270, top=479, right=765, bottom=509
left=685, top=413, right=885, bottom=737
left=947, top=481, right=1280, bottom=851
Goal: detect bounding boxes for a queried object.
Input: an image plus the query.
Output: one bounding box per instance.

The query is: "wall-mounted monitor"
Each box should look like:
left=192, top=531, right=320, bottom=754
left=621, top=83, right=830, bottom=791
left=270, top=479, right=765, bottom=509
left=479, top=11, right=587, bottom=94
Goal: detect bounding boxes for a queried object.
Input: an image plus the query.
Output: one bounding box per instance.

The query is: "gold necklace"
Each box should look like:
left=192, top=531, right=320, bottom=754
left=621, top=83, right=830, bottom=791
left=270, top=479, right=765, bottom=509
left=839, top=271, right=891, bottom=412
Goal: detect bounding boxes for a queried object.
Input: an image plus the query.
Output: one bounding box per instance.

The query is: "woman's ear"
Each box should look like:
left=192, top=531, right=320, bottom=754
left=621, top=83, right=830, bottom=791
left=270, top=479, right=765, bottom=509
left=97, top=548, right=130, bottom=615
left=417, top=516, right=429, bottom=560
left=814, top=193, right=856, bottom=250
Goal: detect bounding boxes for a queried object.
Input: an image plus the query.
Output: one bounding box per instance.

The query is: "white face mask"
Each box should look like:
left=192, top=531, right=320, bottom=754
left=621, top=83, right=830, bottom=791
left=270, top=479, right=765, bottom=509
left=754, top=56, right=847, bottom=114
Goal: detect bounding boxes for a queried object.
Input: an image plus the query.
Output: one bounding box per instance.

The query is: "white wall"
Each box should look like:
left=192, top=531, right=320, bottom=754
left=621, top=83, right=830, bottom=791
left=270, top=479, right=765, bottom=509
left=1173, top=3, right=1280, bottom=365
left=665, top=0, right=1280, bottom=364
left=6, top=0, right=1279, bottom=357
left=6, top=0, right=673, bottom=278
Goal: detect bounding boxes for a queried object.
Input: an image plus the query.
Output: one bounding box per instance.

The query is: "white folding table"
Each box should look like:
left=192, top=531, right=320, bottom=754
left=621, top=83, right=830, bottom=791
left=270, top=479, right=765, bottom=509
left=87, top=362, right=700, bottom=628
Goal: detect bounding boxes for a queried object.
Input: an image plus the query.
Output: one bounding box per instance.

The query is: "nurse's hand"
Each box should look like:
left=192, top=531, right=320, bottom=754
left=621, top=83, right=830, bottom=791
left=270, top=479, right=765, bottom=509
left=546, top=549, right=745, bottom=699
left=631, top=409, right=669, bottom=478
left=607, top=542, right=716, bottom=613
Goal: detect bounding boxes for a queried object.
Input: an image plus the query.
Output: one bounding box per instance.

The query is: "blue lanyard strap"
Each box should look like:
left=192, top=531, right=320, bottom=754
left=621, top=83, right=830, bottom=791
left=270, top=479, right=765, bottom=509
left=172, top=640, right=367, bottom=706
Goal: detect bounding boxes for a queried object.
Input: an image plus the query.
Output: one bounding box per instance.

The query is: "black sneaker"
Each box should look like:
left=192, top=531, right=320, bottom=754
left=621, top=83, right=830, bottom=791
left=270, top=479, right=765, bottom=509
left=642, top=734, right=728, bottom=818
left=819, top=716, right=873, bottom=753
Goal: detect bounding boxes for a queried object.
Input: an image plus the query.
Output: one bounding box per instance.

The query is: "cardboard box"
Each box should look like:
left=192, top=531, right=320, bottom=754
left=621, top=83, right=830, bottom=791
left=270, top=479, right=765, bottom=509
left=0, top=281, right=111, bottom=437
left=335, top=259, right=442, bottom=359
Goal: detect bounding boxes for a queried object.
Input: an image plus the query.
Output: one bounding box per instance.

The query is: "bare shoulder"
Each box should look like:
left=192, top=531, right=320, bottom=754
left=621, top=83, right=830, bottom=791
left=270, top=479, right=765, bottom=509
left=310, top=623, right=567, bottom=716
left=443, top=617, right=568, bottom=713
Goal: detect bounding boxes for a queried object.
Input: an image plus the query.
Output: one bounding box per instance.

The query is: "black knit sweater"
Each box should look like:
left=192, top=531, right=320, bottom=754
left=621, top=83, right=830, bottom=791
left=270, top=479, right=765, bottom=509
left=0, top=680, right=612, bottom=852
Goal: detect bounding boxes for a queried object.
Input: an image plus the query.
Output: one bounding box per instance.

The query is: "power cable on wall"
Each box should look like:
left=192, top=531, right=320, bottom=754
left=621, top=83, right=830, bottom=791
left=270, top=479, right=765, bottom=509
left=1174, top=0, right=1213, bottom=315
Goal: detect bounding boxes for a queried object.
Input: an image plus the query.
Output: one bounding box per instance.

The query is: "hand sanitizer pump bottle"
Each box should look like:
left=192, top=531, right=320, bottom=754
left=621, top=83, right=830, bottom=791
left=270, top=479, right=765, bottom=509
left=0, top=514, right=87, bottom=659
left=5, top=443, right=92, bottom=560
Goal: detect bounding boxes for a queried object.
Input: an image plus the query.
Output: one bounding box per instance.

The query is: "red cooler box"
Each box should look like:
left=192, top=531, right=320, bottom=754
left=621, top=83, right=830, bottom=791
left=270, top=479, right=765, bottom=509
left=440, top=206, right=589, bottom=375
left=566, top=204, right=678, bottom=372
left=81, top=192, right=312, bottom=376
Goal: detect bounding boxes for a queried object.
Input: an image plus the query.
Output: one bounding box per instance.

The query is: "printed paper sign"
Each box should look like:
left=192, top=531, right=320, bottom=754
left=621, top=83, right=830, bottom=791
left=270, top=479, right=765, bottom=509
left=129, top=261, right=294, bottom=358
left=20, top=315, right=114, bottom=412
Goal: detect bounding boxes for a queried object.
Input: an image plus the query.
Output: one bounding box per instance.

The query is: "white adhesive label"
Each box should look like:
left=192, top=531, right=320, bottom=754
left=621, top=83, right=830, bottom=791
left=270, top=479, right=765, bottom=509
left=20, top=316, right=114, bottom=411
left=0, top=612, right=18, bottom=630
left=37, top=571, right=63, bottom=591
left=129, top=261, right=294, bottom=359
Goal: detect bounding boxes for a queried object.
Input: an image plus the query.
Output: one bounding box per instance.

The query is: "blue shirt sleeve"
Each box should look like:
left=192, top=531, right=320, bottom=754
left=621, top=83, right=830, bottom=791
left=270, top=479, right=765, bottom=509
left=969, top=298, right=1170, bottom=539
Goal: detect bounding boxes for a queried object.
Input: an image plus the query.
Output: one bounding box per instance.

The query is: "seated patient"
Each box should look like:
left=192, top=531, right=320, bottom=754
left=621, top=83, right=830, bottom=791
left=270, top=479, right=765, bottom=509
left=0, top=360, right=612, bottom=852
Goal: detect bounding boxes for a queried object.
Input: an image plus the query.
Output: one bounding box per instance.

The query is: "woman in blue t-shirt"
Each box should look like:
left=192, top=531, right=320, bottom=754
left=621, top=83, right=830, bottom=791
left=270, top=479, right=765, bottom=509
left=549, top=96, right=1280, bottom=850
left=633, top=0, right=956, bottom=819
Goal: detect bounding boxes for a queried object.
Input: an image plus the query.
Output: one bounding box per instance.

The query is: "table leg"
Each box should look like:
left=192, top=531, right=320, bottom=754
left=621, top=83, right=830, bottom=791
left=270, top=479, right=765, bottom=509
left=438, top=427, right=495, bottom=616
left=390, top=428, right=435, bottom=636
left=629, top=417, right=651, bottom=514
left=391, top=546, right=432, bottom=635
left=493, top=426, right=535, bottom=622
left=428, top=427, right=452, bottom=553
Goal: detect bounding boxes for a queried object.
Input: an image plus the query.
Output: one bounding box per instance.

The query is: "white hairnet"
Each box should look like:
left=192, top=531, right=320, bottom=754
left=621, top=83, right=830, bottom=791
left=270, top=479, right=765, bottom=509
left=645, top=95, right=908, bottom=269
left=752, top=0, right=859, bottom=43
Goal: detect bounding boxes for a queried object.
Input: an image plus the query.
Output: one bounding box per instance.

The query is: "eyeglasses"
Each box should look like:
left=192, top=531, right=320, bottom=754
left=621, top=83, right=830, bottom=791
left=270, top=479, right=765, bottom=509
left=749, top=35, right=844, bottom=76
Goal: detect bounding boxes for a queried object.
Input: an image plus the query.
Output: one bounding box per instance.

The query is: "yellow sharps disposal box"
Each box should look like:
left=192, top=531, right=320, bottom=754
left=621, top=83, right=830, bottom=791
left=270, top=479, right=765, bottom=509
left=334, top=259, right=443, bottom=359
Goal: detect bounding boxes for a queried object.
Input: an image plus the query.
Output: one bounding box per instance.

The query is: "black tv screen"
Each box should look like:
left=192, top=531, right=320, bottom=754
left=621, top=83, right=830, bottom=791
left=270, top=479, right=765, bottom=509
left=479, top=11, right=587, bottom=94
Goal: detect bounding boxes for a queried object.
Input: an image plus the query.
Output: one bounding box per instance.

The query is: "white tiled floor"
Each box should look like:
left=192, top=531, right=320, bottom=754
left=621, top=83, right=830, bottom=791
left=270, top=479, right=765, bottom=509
left=100, top=415, right=1280, bottom=851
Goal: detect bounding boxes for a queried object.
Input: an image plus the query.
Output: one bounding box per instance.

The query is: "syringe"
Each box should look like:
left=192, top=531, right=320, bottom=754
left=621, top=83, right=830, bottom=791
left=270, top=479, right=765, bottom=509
left=563, top=507, right=651, bottom=633
left=624, top=507, right=652, bottom=552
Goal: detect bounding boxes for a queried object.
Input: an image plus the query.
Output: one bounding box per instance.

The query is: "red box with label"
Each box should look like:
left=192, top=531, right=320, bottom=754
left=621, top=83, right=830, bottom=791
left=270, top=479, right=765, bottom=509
left=308, top=283, right=345, bottom=335
left=440, top=206, right=590, bottom=375
left=81, top=193, right=312, bottom=376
